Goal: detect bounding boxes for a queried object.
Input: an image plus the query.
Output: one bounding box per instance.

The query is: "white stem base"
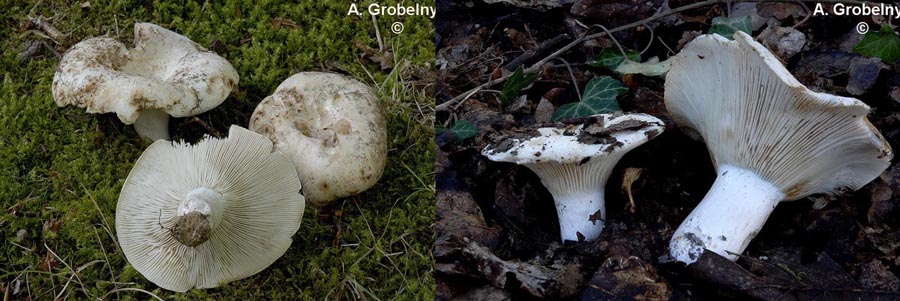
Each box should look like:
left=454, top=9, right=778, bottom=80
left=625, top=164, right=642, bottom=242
left=669, top=165, right=784, bottom=264
left=134, top=109, right=170, bottom=141
left=554, top=190, right=605, bottom=242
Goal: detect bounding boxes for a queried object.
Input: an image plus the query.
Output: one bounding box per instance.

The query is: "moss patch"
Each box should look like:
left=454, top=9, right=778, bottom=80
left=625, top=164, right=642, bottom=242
left=0, top=0, right=435, bottom=299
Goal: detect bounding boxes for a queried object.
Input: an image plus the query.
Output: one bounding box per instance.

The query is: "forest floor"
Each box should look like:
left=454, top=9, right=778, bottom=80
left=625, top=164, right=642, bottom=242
left=0, top=1, right=435, bottom=300
left=435, top=1, right=900, bottom=300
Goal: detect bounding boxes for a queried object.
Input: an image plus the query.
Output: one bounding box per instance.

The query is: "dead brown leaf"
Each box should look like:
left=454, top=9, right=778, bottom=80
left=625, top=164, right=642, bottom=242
left=355, top=41, right=394, bottom=70
left=271, top=17, right=299, bottom=30
left=621, top=168, right=643, bottom=213
left=37, top=252, right=57, bottom=271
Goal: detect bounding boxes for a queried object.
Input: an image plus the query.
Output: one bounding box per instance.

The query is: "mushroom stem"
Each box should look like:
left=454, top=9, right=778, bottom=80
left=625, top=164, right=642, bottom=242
left=669, top=165, right=784, bottom=264
left=172, top=187, right=224, bottom=247
left=527, top=159, right=616, bottom=242
left=134, top=108, right=170, bottom=141
left=552, top=190, right=605, bottom=242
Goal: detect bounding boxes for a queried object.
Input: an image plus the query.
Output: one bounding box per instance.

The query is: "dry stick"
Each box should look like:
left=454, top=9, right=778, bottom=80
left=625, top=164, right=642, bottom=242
left=436, top=0, right=873, bottom=112
left=640, top=25, right=656, bottom=56
left=503, top=34, right=571, bottom=71
left=587, top=24, right=630, bottom=60
left=371, top=13, right=384, bottom=52
left=554, top=57, right=581, bottom=101
left=27, top=16, right=66, bottom=45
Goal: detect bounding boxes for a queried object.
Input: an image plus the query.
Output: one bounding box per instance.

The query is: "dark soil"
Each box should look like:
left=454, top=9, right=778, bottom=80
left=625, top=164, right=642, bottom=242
left=435, top=1, right=900, bottom=300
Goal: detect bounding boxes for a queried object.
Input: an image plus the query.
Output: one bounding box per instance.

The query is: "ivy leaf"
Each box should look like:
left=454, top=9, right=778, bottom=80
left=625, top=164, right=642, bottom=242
left=708, top=15, right=751, bottom=39
left=552, top=76, right=626, bottom=121
left=854, top=25, right=900, bottom=62
left=500, top=67, right=540, bottom=103
left=582, top=76, right=628, bottom=103
left=448, top=120, right=478, bottom=140
left=588, top=48, right=641, bottom=70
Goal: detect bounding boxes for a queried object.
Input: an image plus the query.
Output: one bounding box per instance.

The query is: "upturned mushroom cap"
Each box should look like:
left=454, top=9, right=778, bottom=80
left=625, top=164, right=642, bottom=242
left=249, top=72, right=387, bottom=206
left=664, top=32, right=892, bottom=263
left=483, top=113, right=664, bottom=165
left=52, top=23, right=238, bottom=141
left=665, top=31, right=892, bottom=199
left=482, top=113, right=664, bottom=241
left=116, top=125, right=305, bottom=292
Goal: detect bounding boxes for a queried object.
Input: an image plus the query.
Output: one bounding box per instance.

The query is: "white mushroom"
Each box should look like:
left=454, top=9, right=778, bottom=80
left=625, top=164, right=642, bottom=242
left=116, top=125, right=305, bottom=292
left=52, top=23, right=238, bottom=141
left=664, top=32, right=893, bottom=264
left=482, top=114, right=664, bottom=242
left=249, top=72, right=387, bottom=206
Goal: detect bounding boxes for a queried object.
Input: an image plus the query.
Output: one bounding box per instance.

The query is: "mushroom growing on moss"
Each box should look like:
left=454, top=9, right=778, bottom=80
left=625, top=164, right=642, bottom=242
left=482, top=113, right=664, bottom=242
left=116, top=126, right=305, bottom=292
left=52, top=23, right=238, bottom=141
left=249, top=72, right=387, bottom=206
left=664, top=32, right=893, bottom=264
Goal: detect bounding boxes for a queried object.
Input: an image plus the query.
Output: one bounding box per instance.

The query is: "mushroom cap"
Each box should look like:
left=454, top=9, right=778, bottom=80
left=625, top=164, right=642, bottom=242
left=52, top=22, right=238, bottom=124
left=116, top=125, right=305, bottom=292
left=664, top=32, right=892, bottom=199
left=249, top=72, right=387, bottom=206
left=482, top=113, right=665, bottom=165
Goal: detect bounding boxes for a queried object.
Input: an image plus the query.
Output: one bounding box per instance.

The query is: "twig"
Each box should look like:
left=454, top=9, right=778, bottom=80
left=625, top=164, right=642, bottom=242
left=791, top=0, right=813, bottom=28
left=437, top=0, right=873, bottom=112
left=101, top=287, right=164, bottom=301
left=503, top=34, right=571, bottom=71
left=640, top=25, right=656, bottom=56
left=181, top=117, right=221, bottom=138
left=371, top=13, right=383, bottom=52
left=554, top=58, right=581, bottom=101
left=27, top=16, right=66, bottom=45
left=586, top=24, right=629, bottom=60
left=44, top=244, right=89, bottom=298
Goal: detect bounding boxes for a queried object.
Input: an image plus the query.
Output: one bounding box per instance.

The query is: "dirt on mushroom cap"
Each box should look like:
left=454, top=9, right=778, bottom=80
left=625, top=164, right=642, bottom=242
left=249, top=72, right=387, bottom=207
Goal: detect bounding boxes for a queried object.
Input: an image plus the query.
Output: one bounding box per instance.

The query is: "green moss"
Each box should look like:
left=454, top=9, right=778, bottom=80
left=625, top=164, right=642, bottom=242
left=0, top=0, right=434, bottom=299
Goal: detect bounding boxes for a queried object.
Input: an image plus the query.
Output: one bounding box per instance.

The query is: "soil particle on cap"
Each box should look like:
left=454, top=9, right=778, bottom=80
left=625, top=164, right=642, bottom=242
left=604, top=140, right=625, bottom=152
left=578, top=157, right=591, bottom=165
left=170, top=211, right=211, bottom=248
left=486, top=131, right=539, bottom=154
left=577, top=132, right=617, bottom=145
left=644, top=129, right=660, bottom=139
left=605, top=119, right=651, bottom=132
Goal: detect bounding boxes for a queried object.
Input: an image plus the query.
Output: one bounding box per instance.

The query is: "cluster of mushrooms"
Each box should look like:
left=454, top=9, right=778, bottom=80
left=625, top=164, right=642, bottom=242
left=483, top=31, right=893, bottom=265
left=52, top=23, right=387, bottom=291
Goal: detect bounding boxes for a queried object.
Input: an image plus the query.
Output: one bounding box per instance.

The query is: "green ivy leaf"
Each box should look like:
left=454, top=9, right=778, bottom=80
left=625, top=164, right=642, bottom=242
left=552, top=76, right=625, bottom=121
left=588, top=48, right=641, bottom=70
left=854, top=25, right=900, bottom=62
left=500, top=67, right=540, bottom=103
left=708, top=15, right=751, bottom=39
left=449, top=120, right=478, bottom=140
